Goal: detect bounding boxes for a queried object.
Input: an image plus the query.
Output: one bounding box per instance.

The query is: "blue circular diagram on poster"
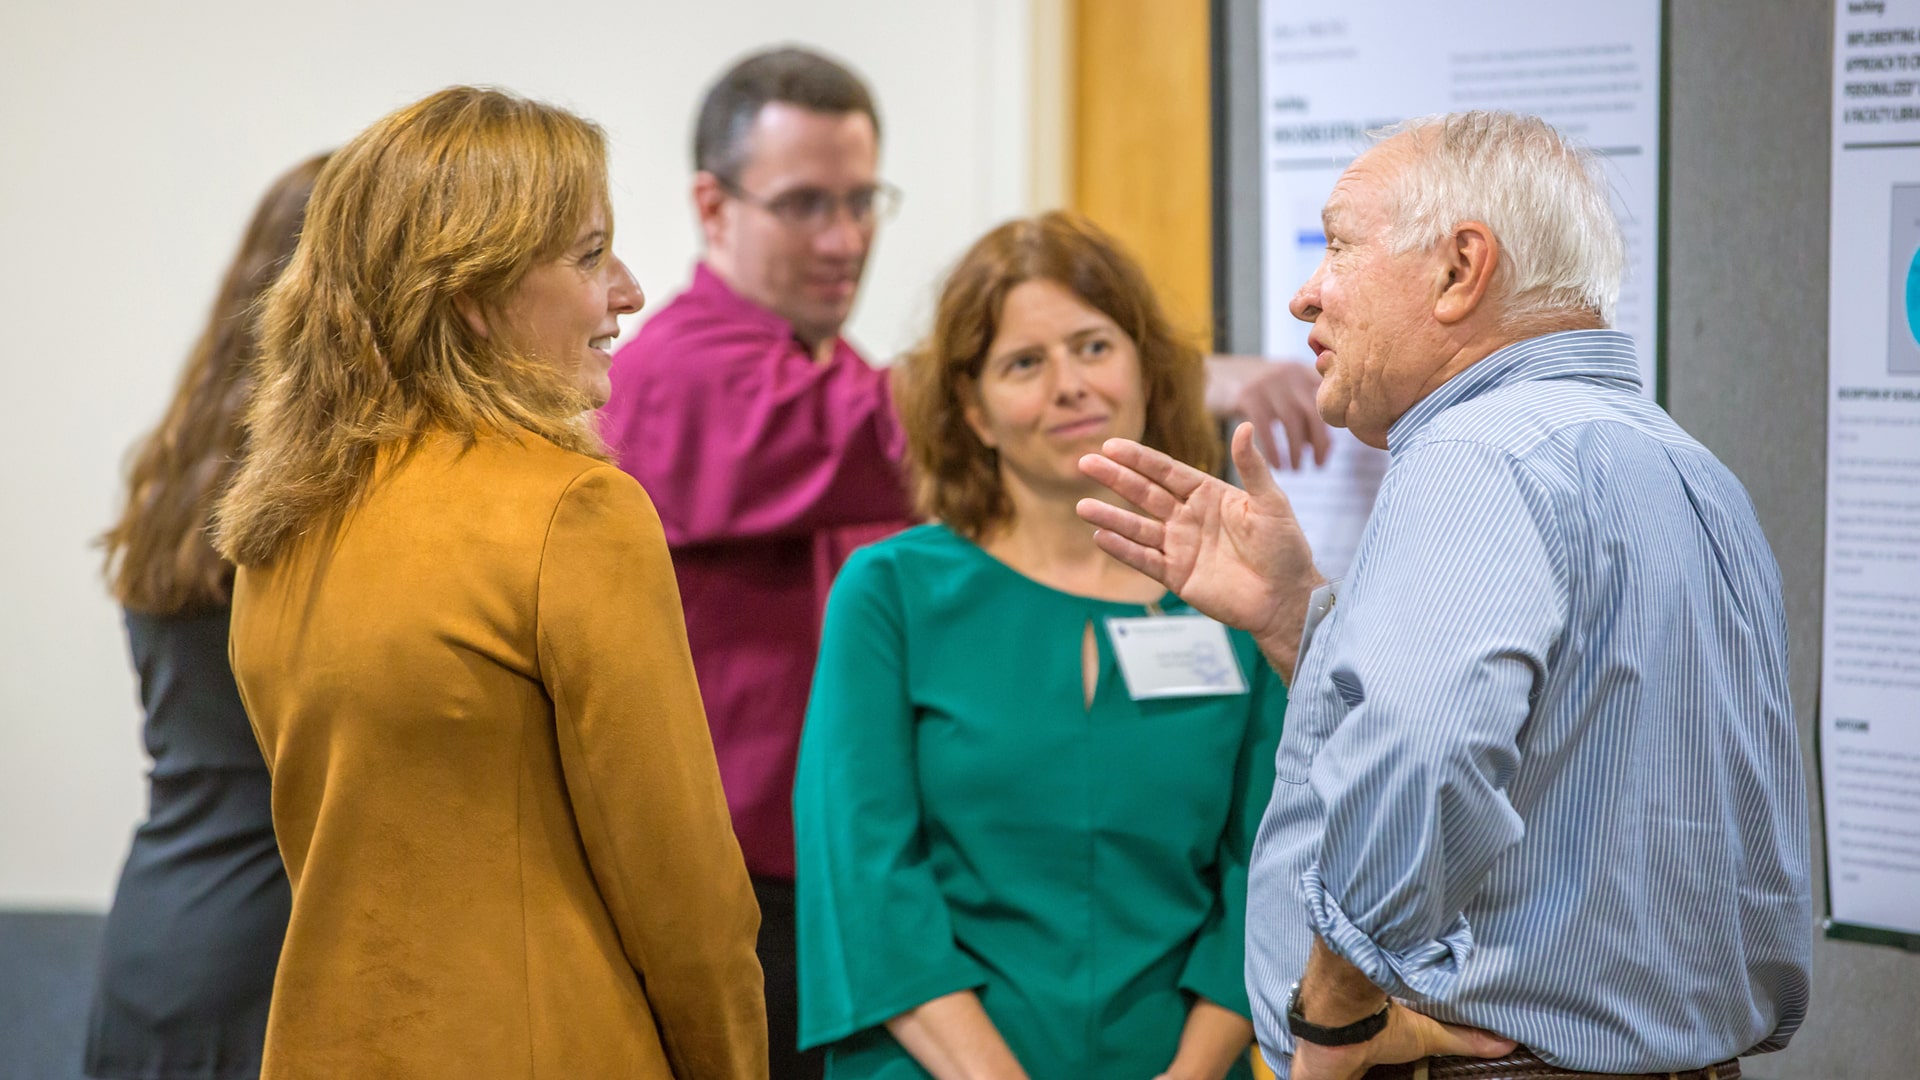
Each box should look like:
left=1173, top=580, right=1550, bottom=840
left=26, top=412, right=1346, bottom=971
left=1907, top=246, right=1920, bottom=345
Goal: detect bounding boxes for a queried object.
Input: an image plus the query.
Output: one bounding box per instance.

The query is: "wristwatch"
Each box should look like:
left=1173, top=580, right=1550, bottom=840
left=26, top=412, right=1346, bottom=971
left=1284, top=981, right=1391, bottom=1047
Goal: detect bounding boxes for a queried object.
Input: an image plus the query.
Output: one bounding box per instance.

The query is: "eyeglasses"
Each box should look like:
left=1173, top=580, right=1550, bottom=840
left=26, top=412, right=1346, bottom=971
left=716, top=176, right=903, bottom=231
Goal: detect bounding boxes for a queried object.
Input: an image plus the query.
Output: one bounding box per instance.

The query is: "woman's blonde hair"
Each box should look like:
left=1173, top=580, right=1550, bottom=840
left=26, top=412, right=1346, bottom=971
left=896, top=211, right=1217, bottom=539
left=214, top=86, right=613, bottom=566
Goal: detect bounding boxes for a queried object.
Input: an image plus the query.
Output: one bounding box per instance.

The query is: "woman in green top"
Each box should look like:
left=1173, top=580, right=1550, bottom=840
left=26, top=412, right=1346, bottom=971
left=795, top=212, right=1285, bottom=1080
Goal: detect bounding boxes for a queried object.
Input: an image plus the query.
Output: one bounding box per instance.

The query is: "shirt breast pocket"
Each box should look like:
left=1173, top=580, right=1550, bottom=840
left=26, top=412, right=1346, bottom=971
left=1272, top=607, right=1348, bottom=785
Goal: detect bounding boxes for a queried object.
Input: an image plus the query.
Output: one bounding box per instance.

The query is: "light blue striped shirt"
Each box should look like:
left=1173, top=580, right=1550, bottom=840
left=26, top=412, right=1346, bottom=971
left=1246, top=330, right=1811, bottom=1075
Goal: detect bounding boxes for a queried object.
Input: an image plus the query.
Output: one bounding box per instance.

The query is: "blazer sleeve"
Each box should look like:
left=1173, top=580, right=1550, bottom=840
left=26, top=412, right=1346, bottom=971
left=792, top=546, right=988, bottom=1049
left=535, top=464, right=767, bottom=1080
left=1178, top=637, right=1286, bottom=1017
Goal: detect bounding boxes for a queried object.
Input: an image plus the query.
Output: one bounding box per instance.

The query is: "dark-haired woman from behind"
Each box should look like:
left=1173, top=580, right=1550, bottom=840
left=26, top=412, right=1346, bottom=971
left=87, top=153, right=328, bottom=1080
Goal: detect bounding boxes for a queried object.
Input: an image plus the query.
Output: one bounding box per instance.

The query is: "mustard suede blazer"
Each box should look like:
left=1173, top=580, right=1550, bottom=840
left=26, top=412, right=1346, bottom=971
left=230, top=430, right=766, bottom=1080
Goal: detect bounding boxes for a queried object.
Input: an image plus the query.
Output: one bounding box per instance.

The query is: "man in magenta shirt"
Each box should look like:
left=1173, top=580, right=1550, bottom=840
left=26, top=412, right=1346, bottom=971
left=601, top=46, right=1333, bottom=1079
left=598, top=49, right=906, bottom=1080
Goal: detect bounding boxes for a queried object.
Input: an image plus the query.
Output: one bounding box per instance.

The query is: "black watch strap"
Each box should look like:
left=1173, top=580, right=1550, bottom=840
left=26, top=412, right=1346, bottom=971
left=1284, top=982, right=1391, bottom=1047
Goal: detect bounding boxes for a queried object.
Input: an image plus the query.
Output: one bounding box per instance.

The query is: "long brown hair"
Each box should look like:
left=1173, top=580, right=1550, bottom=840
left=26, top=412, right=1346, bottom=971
left=896, top=211, right=1218, bottom=539
left=213, top=87, right=614, bottom=567
left=101, top=153, right=331, bottom=614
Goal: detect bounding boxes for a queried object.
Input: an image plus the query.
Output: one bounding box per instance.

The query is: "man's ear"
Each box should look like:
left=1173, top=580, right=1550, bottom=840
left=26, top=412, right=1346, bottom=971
left=453, top=294, right=491, bottom=341
left=693, top=171, right=729, bottom=249
left=1434, top=220, right=1498, bottom=325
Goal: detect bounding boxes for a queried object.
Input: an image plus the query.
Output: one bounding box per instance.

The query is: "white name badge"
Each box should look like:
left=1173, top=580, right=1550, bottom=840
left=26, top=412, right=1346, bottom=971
left=1105, top=615, right=1249, bottom=700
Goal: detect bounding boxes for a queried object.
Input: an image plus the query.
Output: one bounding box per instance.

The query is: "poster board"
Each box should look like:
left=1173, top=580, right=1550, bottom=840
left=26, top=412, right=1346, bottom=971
left=1214, top=0, right=1663, bottom=579
left=1821, top=0, right=1920, bottom=952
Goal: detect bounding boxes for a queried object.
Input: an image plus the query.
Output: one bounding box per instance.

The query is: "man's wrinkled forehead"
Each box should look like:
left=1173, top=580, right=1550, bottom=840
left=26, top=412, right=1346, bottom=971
left=1320, top=166, right=1372, bottom=233
left=1321, top=187, right=1352, bottom=231
left=1324, top=137, right=1415, bottom=232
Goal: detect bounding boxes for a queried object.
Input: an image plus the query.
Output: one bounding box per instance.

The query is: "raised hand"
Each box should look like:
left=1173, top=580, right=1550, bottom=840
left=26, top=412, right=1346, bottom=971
left=1076, top=423, right=1325, bottom=681
left=1203, top=357, right=1332, bottom=470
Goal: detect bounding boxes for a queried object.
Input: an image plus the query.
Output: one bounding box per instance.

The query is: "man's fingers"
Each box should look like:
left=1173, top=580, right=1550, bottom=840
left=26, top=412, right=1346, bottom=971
left=1096, top=438, right=1210, bottom=500
left=1076, top=497, right=1167, bottom=550
left=1077, top=453, right=1182, bottom=521
left=1278, top=407, right=1308, bottom=471
left=1284, top=363, right=1332, bottom=468
left=1089, top=523, right=1170, bottom=585
left=1231, top=423, right=1282, bottom=501
left=1252, top=414, right=1285, bottom=472
left=1238, top=388, right=1288, bottom=470
left=1407, top=1011, right=1516, bottom=1061
left=1232, top=424, right=1310, bottom=535
left=1305, top=409, right=1333, bottom=467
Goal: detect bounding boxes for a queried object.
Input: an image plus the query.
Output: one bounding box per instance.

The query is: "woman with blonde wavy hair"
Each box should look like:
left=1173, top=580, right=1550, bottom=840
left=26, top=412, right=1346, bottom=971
left=794, top=212, right=1284, bottom=1080
left=213, top=86, right=765, bottom=1080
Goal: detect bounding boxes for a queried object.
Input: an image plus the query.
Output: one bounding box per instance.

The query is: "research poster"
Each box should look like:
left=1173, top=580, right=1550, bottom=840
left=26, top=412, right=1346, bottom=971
left=1823, top=0, right=1920, bottom=946
left=1257, top=0, right=1662, bottom=578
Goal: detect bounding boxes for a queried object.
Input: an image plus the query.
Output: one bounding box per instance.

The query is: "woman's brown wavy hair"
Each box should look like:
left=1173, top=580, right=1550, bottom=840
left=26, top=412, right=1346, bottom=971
left=101, top=153, right=330, bottom=614
left=896, top=211, right=1218, bottom=539
left=213, top=86, right=613, bottom=567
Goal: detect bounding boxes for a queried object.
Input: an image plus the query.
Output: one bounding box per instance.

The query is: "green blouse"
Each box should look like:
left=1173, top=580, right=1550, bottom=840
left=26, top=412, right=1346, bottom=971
left=795, top=524, right=1284, bottom=1079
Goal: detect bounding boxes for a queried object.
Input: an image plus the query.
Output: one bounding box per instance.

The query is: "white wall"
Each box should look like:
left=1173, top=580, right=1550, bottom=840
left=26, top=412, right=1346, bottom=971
left=0, top=0, right=1042, bottom=908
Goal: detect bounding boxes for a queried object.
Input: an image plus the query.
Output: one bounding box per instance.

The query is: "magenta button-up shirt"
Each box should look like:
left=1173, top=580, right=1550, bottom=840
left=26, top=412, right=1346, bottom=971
left=599, top=264, right=913, bottom=879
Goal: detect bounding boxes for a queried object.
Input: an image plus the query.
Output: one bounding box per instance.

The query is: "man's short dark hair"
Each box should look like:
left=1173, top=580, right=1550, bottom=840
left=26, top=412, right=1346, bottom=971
left=694, top=47, right=880, bottom=183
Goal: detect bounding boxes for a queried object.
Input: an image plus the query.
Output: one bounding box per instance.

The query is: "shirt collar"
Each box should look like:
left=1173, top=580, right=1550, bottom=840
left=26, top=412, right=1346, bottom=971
left=688, top=262, right=796, bottom=338
left=690, top=262, right=859, bottom=364
left=1385, top=328, right=1640, bottom=454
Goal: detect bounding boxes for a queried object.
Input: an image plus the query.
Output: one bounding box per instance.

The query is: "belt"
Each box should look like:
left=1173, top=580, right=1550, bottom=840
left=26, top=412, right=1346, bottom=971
left=1361, top=1048, right=1740, bottom=1080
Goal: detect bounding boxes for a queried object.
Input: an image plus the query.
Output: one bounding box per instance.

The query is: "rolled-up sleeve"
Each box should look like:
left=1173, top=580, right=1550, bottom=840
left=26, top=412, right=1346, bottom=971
left=1301, top=441, right=1567, bottom=1001
left=793, top=548, right=987, bottom=1048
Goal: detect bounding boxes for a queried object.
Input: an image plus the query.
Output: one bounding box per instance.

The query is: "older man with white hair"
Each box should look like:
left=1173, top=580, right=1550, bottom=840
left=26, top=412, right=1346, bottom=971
left=1077, top=111, right=1811, bottom=1080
